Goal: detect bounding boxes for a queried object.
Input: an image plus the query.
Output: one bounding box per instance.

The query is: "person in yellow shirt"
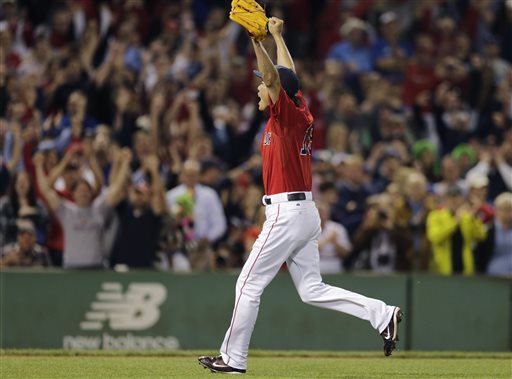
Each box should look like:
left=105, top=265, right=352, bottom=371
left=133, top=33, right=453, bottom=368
left=426, top=186, right=487, bottom=275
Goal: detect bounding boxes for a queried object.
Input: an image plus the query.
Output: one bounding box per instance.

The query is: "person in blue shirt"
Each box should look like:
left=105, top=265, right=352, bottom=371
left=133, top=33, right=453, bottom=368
left=327, top=18, right=373, bottom=74
left=49, top=91, right=98, bottom=153
left=372, top=12, right=412, bottom=84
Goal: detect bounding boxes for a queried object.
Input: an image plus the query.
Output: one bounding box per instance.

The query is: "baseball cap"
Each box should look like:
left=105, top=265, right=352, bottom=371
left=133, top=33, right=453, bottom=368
left=446, top=185, right=463, bottom=197
left=412, top=139, right=436, bottom=160
left=235, top=172, right=250, bottom=189
left=340, top=18, right=368, bottom=37
left=136, top=115, right=151, bottom=132
left=452, top=144, right=477, bottom=165
left=17, top=220, right=36, bottom=234
left=467, top=174, right=489, bottom=189
left=253, top=65, right=301, bottom=100
left=37, top=139, right=57, bottom=152
left=380, top=11, right=398, bottom=25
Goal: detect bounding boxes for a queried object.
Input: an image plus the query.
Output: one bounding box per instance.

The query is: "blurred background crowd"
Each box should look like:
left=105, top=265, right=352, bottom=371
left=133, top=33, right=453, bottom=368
left=0, top=0, right=511, bottom=276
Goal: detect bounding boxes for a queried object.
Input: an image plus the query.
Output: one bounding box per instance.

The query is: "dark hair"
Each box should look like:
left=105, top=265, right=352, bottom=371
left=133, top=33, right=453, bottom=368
left=8, top=170, right=37, bottom=212
left=319, top=181, right=336, bottom=193
left=201, top=159, right=221, bottom=174
left=254, top=65, right=302, bottom=106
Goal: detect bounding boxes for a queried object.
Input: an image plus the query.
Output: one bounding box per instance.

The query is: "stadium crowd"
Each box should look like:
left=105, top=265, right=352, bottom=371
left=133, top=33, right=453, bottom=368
left=0, top=0, right=511, bottom=276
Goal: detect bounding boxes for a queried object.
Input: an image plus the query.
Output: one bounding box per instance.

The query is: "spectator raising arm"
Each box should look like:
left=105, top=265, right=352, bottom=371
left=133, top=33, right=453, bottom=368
left=83, top=139, right=104, bottom=195
left=466, top=146, right=512, bottom=191
left=46, top=144, right=82, bottom=186
left=106, top=148, right=132, bottom=207
left=426, top=209, right=458, bottom=244
left=34, top=153, right=61, bottom=212
left=107, top=145, right=122, bottom=186
left=494, top=146, right=512, bottom=190
left=142, top=155, right=166, bottom=215
left=6, top=122, right=22, bottom=173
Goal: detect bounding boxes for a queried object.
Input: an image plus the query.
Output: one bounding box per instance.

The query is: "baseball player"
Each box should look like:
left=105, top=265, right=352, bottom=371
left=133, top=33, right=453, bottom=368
left=199, top=17, right=402, bottom=375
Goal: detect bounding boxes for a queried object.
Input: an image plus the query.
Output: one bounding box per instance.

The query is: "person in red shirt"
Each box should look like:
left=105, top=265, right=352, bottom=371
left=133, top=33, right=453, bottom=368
left=402, top=34, right=437, bottom=107
left=199, top=17, right=403, bottom=375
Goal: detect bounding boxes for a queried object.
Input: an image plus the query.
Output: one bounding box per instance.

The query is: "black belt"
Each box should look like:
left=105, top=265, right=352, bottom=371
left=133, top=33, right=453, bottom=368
left=264, top=192, right=306, bottom=205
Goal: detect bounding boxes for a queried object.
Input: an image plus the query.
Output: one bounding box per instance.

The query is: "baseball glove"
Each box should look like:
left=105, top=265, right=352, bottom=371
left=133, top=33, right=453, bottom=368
left=229, top=0, right=268, bottom=42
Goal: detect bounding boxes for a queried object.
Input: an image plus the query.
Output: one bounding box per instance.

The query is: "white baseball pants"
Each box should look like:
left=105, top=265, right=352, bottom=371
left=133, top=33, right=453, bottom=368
left=220, top=200, right=395, bottom=370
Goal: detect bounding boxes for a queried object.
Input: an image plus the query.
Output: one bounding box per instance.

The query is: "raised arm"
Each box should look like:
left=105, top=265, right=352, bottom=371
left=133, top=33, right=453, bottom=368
left=6, top=122, right=21, bottom=173
left=106, top=148, right=132, bottom=207
left=47, top=144, right=81, bottom=185
left=143, top=155, right=166, bottom=216
left=33, top=152, right=61, bottom=212
left=251, top=39, right=280, bottom=103
left=268, top=17, right=295, bottom=72
left=83, top=140, right=104, bottom=195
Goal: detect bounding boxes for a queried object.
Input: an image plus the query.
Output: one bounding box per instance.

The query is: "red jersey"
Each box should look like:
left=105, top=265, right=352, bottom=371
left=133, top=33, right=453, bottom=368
left=260, top=89, right=314, bottom=195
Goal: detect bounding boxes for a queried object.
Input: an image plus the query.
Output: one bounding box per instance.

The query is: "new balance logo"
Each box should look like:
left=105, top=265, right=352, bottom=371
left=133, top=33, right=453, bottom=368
left=80, top=282, right=167, bottom=331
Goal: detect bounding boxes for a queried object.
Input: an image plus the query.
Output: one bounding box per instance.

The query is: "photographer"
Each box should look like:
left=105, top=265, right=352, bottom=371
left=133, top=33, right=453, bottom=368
left=426, top=186, right=487, bottom=275
left=351, top=194, right=412, bottom=273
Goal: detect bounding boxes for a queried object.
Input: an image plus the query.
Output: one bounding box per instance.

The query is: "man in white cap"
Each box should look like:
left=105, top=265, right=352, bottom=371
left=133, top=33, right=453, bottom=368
left=467, top=173, right=494, bottom=226
left=0, top=220, right=50, bottom=267
left=327, top=17, right=373, bottom=73
left=373, top=11, right=411, bottom=83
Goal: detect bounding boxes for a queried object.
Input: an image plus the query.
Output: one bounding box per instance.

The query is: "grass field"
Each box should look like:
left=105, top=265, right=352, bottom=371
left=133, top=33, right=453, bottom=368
left=1, top=350, right=510, bottom=379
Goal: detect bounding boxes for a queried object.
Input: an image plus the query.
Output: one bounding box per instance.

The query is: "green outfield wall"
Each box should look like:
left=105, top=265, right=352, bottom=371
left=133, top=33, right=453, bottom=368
left=0, top=271, right=510, bottom=351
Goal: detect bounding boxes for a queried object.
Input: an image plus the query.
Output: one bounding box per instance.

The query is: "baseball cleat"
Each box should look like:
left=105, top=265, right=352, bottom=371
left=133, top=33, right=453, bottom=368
left=198, top=355, right=246, bottom=374
left=380, top=306, right=403, bottom=356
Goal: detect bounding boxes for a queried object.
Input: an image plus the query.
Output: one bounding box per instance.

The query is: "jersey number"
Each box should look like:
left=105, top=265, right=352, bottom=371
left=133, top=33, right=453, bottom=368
left=263, top=132, right=272, bottom=145
left=300, top=126, right=313, bottom=155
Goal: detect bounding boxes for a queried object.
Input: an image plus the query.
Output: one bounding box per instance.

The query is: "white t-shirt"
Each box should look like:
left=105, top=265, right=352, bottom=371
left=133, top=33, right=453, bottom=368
left=56, top=191, right=111, bottom=268
left=319, top=220, right=352, bottom=274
